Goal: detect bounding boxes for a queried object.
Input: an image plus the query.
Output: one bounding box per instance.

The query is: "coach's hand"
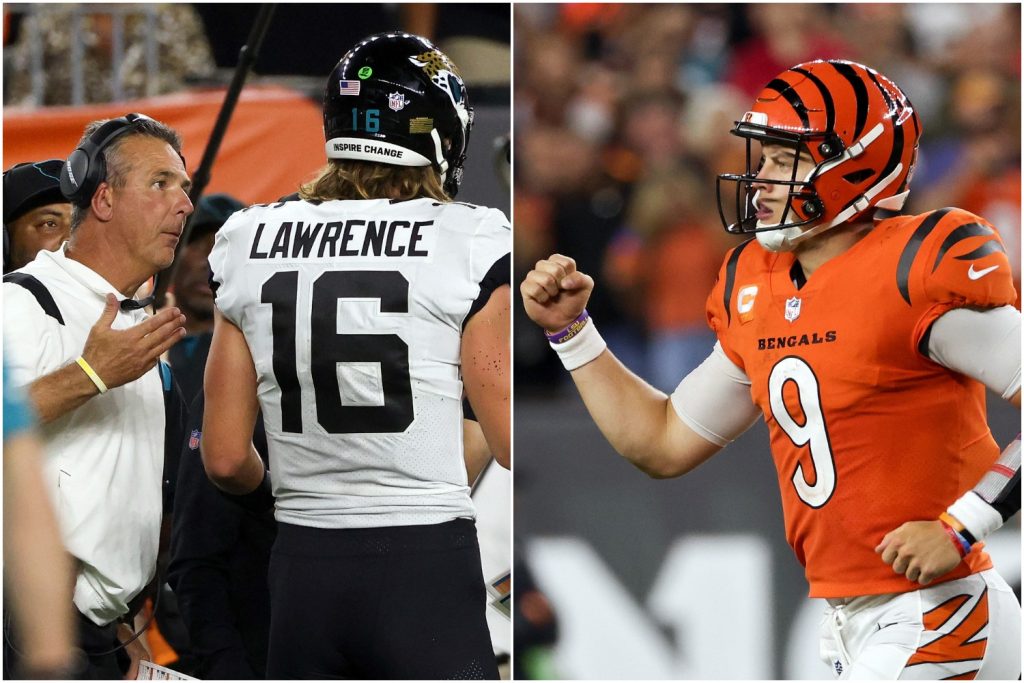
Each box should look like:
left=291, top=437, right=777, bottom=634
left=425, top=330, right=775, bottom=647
left=521, top=254, right=595, bottom=333
left=81, top=294, right=186, bottom=390
left=875, top=520, right=962, bottom=585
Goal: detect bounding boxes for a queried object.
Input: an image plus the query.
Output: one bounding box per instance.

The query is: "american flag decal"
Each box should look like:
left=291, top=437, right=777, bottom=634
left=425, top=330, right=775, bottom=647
left=338, top=80, right=360, bottom=96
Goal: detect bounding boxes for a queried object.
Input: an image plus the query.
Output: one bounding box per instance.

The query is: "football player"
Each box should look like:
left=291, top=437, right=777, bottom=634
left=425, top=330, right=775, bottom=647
left=201, top=33, right=509, bottom=679
left=522, top=60, right=1020, bottom=679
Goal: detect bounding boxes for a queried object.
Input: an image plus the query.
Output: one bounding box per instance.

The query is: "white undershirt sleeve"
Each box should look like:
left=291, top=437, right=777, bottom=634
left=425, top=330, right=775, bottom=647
left=670, top=342, right=762, bottom=447
left=926, top=305, right=1021, bottom=400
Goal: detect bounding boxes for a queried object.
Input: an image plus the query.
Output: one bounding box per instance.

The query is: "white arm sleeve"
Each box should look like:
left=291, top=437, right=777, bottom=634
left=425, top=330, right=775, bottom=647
left=927, top=305, right=1021, bottom=400
left=670, top=342, right=762, bottom=447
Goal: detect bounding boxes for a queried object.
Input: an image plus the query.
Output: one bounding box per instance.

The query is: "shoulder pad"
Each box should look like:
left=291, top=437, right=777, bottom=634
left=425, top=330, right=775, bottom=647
left=894, top=207, right=1016, bottom=308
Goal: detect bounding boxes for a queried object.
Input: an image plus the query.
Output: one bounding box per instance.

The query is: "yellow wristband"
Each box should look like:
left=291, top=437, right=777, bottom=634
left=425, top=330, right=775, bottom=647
left=75, top=356, right=108, bottom=394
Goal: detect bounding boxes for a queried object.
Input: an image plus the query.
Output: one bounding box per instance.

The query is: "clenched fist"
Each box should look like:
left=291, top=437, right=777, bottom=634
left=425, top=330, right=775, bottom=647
left=520, top=254, right=595, bottom=333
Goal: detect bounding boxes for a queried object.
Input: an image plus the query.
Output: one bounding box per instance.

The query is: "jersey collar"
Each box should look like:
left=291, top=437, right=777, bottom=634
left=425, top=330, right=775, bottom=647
left=41, top=243, right=145, bottom=309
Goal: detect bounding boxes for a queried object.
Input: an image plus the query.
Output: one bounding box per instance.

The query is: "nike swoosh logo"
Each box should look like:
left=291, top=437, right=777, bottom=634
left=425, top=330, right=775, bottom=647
left=968, top=264, right=999, bottom=280
left=876, top=621, right=900, bottom=631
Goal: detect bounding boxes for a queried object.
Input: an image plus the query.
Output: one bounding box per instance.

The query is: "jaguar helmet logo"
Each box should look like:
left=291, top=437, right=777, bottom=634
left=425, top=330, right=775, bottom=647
left=409, top=50, right=466, bottom=110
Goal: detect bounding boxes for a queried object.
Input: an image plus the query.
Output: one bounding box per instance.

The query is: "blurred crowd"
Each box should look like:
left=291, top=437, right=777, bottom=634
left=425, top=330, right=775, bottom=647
left=2, top=3, right=510, bottom=106
left=513, top=3, right=1022, bottom=392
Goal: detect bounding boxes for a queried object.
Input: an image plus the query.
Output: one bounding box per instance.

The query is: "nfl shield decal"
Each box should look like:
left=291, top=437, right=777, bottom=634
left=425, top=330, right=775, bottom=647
left=388, top=92, right=407, bottom=112
left=189, top=429, right=201, bottom=451
left=785, top=297, right=802, bottom=323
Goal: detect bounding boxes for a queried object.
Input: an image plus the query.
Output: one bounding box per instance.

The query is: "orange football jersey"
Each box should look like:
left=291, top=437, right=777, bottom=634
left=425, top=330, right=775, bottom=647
left=706, top=207, right=1018, bottom=598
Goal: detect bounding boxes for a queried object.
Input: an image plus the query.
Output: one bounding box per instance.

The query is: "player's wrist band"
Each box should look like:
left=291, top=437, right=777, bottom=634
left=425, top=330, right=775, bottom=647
left=545, top=309, right=591, bottom=344
left=549, top=315, right=607, bottom=371
left=938, top=519, right=971, bottom=558
left=75, top=356, right=108, bottom=394
left=938, top=511, right=977, bottom=546
left=946, top=491, right=1002, bottom=544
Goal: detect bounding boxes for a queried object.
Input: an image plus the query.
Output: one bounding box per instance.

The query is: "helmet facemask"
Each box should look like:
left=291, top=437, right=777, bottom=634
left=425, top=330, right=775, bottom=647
left=440, top=104, right=474, bottom=198
left=717, top=122, right=834, bottom=237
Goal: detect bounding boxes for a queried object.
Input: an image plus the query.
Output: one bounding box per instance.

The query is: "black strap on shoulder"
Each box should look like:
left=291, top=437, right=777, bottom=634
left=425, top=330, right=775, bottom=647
left=463, top=253, right=511, bottom=330
left=3, top=272, right=65, bottom=325
left=722, top=239, right=754, bottom=325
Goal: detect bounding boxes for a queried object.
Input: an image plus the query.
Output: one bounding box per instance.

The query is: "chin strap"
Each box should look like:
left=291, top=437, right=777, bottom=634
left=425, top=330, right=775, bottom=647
left=779, top=162, right=904, bottom=250
left=430, top=129, right=449, bottom=184
left=874, top=190, right=910, bottom=212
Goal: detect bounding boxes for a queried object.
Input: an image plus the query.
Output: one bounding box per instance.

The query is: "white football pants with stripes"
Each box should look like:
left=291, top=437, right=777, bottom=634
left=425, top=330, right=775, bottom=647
left=819, top=569, right=1020, bottom=679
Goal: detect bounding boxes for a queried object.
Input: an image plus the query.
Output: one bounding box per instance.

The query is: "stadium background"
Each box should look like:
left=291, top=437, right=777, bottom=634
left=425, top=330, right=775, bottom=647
left=3, top=2, right=511, bottom=672
left=512, top=3, right=1022, bottom=679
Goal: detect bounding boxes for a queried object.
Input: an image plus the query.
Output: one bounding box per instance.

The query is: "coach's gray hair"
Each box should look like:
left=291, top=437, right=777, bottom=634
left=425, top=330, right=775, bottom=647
left=70, top=117, right=183, bottom=231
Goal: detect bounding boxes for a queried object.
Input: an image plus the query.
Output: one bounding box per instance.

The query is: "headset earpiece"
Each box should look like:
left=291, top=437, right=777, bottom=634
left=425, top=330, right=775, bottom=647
left=60, top=113, right=149, bottom=208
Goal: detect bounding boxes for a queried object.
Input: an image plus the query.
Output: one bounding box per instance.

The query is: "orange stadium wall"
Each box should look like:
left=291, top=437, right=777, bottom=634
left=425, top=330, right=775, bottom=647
left=3, top=86, right=326, bottom=206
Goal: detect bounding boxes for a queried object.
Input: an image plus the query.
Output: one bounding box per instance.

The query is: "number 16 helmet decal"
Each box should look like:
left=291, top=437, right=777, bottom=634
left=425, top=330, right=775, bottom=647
left=717, top=60, right=921, bottom=243
left=323, top=32, right=474, bottom=198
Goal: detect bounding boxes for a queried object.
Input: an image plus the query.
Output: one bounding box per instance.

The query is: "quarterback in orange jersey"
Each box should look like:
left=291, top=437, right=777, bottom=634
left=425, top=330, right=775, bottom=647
left=522, top=60, right=1021, bottom=679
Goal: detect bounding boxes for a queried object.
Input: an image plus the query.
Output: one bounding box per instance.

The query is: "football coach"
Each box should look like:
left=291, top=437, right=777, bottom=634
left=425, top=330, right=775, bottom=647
left=3, top=113, right=190, bottom=679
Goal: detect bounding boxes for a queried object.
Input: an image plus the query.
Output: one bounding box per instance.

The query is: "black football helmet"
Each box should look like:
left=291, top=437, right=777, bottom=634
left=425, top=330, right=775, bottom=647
left=323, top=32, right=474, bottom=198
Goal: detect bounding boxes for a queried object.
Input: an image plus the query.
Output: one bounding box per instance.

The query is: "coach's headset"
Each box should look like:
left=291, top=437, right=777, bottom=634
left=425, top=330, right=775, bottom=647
left=60, top=112, right=168, bottom=310
left=60, top=112, right=153, bottom=207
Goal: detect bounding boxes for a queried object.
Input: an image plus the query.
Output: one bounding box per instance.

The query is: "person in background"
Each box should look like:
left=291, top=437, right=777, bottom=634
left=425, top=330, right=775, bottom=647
left=167, top=193, right=246, bottom=405
left=3, top=159, right=71, bottom=274
left=5, top=4, right=213, bottom=107
left=168, top=389, right=274, bottom=679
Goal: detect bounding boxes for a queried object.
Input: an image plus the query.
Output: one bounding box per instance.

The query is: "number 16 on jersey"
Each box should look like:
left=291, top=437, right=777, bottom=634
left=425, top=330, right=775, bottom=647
left=260, top=269, right=415, bottom=435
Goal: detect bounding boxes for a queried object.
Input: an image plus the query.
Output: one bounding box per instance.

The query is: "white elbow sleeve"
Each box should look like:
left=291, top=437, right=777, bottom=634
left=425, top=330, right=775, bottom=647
left=927, top=306, right=1021, bottom=399
left=670, top=343, right=761, bottom=446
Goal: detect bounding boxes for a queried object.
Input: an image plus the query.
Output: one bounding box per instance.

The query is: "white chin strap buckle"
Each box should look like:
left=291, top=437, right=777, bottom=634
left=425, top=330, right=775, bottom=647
left=431, top=129, right=449, bottom=182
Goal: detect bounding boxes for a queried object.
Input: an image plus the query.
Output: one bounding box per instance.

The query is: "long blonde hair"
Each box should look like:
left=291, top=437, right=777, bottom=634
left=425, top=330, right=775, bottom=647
left=299, top=160, right=449, bottom=202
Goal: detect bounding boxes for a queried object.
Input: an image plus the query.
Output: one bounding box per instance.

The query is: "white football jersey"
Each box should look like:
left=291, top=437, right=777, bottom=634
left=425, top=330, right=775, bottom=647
left=208, top=197, right=510, bottom=529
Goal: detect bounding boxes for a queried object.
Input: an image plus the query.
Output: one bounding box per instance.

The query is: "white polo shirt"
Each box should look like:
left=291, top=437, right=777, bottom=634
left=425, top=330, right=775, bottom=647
left=4, top=245, right=165, bottom=626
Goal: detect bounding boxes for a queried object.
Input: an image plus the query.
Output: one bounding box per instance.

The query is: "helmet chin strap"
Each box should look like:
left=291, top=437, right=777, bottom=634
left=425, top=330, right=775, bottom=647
left=430, top=129, right=449, bottom=183
left=756, top=224, right=804, bottom=252
left=759, top=160, right=905, bottom=252
left=875, top=190, right=909, bottom=211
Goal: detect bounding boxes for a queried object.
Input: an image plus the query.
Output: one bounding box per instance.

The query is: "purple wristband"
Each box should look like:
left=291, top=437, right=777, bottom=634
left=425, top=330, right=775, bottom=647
left=546, top=309, right=591, bottom=344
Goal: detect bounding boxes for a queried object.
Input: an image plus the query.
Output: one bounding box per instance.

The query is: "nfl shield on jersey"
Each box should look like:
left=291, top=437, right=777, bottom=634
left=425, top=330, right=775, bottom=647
left=208, top=197, right=510, bottom=529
